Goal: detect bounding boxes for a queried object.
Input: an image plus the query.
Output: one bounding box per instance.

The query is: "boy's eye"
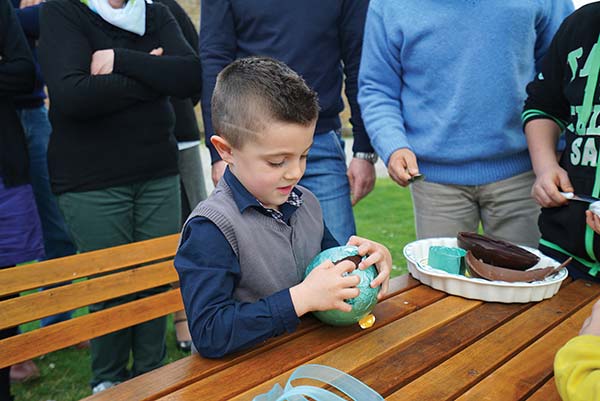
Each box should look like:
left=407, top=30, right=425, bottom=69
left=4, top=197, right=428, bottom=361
left=268, top=160, right=285, bottom=167
left=300, top=153, right=308, bottom=160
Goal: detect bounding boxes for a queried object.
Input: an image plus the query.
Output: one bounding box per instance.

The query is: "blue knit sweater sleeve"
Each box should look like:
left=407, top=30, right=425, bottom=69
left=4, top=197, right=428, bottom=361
left=533, top=0, right=575, bottom=72
left=358, top=3, right=410, bottom=165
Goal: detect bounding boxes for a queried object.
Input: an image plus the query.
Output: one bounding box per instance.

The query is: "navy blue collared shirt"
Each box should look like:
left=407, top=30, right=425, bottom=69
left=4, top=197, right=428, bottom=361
left=175, top=168, right=338, bottom=358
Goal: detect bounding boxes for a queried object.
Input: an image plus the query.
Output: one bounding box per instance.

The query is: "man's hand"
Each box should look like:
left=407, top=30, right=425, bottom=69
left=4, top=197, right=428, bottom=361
left=211, top=160, right=227, bottom=186
left=387, top=148, right=419, bottom=187
left=348, top=158, right=376, bottom=206
left=19, top=0, right=43, bottom=9
left=90, top=49, right=115, bottom=75
left=531, top=164, right=573, bottom=207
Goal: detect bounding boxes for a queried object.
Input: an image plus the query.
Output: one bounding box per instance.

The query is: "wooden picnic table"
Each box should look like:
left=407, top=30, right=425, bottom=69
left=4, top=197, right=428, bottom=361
left=85, top=274, right=600, bottom=401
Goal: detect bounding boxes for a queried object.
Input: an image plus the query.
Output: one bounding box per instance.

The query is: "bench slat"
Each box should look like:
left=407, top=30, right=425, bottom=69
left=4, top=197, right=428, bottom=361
left=0, top=234, right=179, bottom=297
left=0, top=261, right=178, bottom=330
left=0, top=289, right=183, bottom=369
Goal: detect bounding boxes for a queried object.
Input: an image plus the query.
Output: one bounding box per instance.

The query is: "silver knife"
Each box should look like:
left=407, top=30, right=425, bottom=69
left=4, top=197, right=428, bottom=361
left=560, top=192, right=600, bottom=203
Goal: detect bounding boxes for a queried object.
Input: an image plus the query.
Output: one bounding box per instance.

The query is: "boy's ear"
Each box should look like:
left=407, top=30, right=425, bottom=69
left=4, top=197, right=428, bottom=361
left=210, top=135, right=234, bottom=164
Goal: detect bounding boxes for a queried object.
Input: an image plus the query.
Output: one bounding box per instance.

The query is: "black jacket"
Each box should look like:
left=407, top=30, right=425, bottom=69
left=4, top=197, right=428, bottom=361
left=0, top=0, right=35, bottom=187
left=38, top=0, right=202, bottom=194
left=523, top=3, right=600, bottom=262
left=157, top=0, right=201, bottom=143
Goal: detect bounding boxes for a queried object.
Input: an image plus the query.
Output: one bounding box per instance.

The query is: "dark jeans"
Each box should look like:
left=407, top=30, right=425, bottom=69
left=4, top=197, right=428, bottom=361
left=18, top=106, right=78, bottom=326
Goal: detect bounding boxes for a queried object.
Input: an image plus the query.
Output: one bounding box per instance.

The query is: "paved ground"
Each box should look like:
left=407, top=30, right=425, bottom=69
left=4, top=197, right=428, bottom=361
left=198, top=138, right=388, bottom=192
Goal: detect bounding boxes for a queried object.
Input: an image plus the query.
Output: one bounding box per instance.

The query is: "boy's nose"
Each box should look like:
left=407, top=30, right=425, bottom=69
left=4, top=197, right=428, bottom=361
left=285, top=160, right=304, bottom=181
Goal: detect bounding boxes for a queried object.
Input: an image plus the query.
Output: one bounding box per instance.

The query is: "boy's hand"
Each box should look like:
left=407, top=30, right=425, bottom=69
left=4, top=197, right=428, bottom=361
left=531, top=165, right=573, bottom=207
left=586, top=210, right=600, bottom=235
left=290, top=260, right=360, bottom=317
left=347, top=235, right=392, bottom=299
left=580, top=299, right=600, bottom=336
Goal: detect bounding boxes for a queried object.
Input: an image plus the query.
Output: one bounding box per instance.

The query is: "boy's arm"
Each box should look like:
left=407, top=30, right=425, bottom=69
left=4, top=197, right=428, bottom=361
left=175, top=218, right=300, bottom=359
left=321, top=224, right=340, bottom=250
left=199, top=0, right=237, bottom=164
left=523, top=17, right=573, bottom=207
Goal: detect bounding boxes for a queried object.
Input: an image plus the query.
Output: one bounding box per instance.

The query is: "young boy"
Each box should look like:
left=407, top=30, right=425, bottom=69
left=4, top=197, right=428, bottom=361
left=174, top=57, right=392, bottom=358
left=523, top=3, right=600, bottom=282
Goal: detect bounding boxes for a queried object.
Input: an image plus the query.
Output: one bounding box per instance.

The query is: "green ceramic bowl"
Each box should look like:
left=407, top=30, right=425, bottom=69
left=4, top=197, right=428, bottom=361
left=304, top=245, right=380, bottom=326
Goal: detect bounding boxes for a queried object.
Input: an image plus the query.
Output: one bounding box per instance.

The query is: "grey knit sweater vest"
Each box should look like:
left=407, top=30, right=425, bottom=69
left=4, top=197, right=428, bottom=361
left=183, top=179, right=324, bottom=302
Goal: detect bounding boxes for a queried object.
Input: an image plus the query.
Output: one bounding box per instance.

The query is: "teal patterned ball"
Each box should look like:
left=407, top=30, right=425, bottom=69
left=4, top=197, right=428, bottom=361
left=304, top=245, right=380, bottom=326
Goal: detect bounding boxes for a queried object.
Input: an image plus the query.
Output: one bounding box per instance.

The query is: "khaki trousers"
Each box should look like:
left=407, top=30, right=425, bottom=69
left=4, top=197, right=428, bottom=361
left=409, top=171, right=540, bottom=248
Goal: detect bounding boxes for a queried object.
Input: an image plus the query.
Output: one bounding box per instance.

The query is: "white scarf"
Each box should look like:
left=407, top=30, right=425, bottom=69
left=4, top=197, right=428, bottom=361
left=82, top=0, right=147, bottom=36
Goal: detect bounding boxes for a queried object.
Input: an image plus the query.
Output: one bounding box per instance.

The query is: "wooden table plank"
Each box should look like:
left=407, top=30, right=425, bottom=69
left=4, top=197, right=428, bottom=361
left=456, top=298, right=597, bottom=401
left=225, top=295, right=482, bottom=401
left=82, top=275, right=421, bottom=401
left=525, top=378, right=561, bottom=401
left=385, top=280, right=600, bottom=401
left=353, top=301, right=534, bottom=397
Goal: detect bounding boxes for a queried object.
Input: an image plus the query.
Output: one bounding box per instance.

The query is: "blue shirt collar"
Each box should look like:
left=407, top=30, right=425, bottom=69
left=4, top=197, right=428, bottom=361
left=223, top=167, right=303, bottom=222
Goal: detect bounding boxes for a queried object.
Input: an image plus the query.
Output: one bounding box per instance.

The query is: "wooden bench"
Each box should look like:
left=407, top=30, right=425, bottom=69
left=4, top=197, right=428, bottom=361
left=0, top=233, right=182, bottom=370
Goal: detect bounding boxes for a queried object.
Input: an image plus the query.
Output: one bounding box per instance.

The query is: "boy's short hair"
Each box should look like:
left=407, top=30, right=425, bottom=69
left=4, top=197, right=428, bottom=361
left=211, top=56, right=319, bottom=148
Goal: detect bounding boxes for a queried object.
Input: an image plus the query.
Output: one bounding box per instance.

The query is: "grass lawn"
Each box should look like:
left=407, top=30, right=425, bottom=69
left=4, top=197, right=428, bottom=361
left=12, top=177, right=415, bottom=401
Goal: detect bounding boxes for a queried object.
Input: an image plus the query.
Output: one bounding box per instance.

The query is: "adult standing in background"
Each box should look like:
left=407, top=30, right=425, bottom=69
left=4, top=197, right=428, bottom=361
left=38, top=0, right=202, bottom=392
left=359, top=0, right=574, bottom=247
left=200, top=0, right=376, bottom=245
left=155, top=0, right=206, bottom=353
left=9, top=0, right=80, bottom=383
left=0, top=0, right=40, bottom=398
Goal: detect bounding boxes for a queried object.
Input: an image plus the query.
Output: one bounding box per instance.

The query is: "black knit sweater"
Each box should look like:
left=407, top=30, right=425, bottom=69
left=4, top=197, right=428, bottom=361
left=523, top=3, right=600, bottom=262
left=38, top=0, right=202, bottom=194
left=0, top=0, right=35, bottom=187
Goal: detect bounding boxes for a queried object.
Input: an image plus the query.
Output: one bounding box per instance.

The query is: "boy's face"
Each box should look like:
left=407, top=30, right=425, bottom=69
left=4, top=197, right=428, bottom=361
left=225, top=121, right=315, bottom=210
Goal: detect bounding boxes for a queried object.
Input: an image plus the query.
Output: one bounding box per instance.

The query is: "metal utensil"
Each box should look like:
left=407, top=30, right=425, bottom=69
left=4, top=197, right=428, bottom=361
left=408, top=173, right=425, bottom=183
left=560, top=192, right=600, bottom=203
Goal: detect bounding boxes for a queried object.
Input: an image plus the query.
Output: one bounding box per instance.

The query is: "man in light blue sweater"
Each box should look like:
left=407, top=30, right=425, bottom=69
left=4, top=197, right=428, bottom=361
left=358, top=0, right=573, bottom=247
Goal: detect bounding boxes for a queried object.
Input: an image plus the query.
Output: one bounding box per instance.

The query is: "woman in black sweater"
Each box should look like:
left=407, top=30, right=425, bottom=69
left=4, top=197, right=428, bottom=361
left=38, top=0, right=201, bottom=392
left=0, top=0, right=41, bottom=398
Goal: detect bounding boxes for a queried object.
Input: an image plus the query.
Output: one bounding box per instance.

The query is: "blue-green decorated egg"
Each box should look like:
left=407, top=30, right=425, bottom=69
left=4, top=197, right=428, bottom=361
left=304, top=245, right=380, bottom=326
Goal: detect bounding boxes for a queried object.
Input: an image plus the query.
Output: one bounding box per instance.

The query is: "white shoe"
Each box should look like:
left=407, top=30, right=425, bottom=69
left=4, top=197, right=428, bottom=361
left=92, top=381, right=120, bottom=394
